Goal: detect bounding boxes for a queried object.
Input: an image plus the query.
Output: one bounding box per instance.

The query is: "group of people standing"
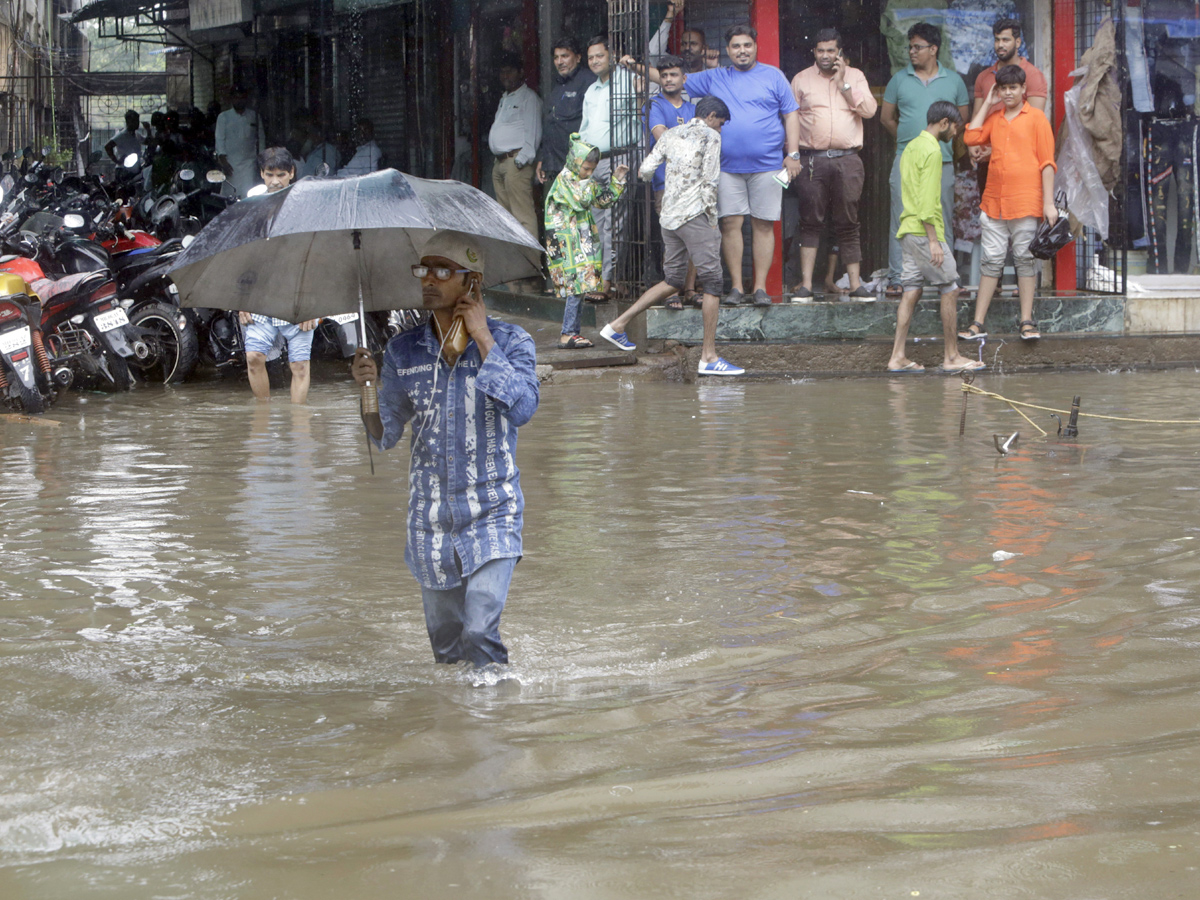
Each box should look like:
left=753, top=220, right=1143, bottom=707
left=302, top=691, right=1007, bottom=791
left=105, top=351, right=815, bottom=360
left=485, top=11, right=1060, bottom=375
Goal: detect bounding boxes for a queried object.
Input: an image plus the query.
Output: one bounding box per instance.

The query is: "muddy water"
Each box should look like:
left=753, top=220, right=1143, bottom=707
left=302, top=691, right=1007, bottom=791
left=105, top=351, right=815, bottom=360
left=2, top=370, right=1200, bottom=898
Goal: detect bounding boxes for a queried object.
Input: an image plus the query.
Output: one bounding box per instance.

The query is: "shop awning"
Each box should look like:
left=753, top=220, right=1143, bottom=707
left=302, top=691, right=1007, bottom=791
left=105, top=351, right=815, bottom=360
left=69, top=0, right=187, bottom=25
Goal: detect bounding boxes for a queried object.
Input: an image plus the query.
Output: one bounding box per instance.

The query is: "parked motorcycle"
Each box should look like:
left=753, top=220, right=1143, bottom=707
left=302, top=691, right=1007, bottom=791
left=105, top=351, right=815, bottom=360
left=0, top=271, right=53, bottom=413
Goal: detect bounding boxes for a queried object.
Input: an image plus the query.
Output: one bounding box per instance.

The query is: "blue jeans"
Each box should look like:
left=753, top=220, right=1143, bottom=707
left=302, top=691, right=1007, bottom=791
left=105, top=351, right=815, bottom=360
left=561, top=294, right=582, bottom=336
left=888, top=153, right=956, bottom=286
left=419, top=556, right=517, bottom=666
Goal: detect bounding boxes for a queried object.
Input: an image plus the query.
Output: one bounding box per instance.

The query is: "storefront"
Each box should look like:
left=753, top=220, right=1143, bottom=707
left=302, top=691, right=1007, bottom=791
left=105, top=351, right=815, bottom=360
left=1116, top=0, right=1200, bottom=292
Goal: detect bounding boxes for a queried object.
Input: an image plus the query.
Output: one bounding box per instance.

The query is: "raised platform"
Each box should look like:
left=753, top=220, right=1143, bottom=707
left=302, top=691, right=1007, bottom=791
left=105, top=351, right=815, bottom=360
left=647, top=293, right=1125, bottom=342
left=481, top=287, right=1200, bottom=377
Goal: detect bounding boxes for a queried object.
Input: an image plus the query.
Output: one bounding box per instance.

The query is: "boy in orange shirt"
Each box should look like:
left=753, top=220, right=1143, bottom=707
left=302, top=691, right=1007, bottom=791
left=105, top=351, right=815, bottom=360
left=960, top=65, right=1057, bottom=341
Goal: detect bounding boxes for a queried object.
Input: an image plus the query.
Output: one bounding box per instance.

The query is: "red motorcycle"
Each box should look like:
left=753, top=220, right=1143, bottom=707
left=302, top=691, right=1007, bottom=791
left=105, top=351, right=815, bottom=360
left=0, top=236, right=144, bottom=391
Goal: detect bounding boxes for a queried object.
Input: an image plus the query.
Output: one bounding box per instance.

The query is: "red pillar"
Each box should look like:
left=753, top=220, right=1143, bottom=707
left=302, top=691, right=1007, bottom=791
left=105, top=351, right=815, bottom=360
left=1053, top=0, right=1077, bottom=291
left=750, top=0, right=784, bottom=299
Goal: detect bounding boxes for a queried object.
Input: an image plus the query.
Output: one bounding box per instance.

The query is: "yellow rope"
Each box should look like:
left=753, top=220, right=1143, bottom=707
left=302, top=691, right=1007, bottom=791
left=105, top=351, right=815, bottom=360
left=961, top=383, right=1200, bottom=425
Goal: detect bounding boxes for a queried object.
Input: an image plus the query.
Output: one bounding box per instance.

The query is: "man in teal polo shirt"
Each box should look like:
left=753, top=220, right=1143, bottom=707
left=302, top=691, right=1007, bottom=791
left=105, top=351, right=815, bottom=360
left=880, top=22, right=969, bottom=291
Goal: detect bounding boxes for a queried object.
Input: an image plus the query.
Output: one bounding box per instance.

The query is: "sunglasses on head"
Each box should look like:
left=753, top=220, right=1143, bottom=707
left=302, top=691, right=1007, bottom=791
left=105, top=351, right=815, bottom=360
left=411, top=265, right=472, bottom=281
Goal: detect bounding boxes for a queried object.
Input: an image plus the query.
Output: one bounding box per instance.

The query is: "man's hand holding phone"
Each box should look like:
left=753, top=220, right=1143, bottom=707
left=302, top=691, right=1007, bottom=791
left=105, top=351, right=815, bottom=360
left=456, top=274, right=491, bottom=346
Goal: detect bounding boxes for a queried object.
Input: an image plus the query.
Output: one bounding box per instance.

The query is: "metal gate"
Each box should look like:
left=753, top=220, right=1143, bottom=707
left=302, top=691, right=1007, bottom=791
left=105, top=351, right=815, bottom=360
left=607, top=0, right=654, bottom=298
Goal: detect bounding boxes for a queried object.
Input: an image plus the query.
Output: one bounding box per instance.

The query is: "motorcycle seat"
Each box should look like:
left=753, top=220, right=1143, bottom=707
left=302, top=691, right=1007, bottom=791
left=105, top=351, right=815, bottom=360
left=31, top=271, right=107, bottom=301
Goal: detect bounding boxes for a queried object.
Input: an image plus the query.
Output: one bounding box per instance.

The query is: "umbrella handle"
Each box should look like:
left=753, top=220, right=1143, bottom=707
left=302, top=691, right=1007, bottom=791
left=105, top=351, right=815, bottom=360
left=361, top=380, right=384, bottom=441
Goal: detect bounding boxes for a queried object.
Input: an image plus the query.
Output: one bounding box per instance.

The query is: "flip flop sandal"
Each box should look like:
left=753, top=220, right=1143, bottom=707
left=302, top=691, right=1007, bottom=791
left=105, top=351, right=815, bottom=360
left=958, top=321, right=988, bottom=340
left=1019, top=320, right=1041, bottom=340
left=665, top=296, right=683, bottom=311
left=583, top=291, right=608, bottom=303
left=560, top=334, right=593, bottom=349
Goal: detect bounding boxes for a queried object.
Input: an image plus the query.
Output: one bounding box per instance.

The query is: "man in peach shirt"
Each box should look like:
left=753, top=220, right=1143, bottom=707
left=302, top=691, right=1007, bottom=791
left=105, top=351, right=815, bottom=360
left=789, top=28, right=877, bottom=299
left=961, top=65, right=1057, bottom=341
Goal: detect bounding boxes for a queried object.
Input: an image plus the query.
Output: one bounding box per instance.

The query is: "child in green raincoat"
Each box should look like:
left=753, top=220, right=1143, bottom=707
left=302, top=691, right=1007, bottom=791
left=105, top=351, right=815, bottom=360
left=544, top=134, right=628, bottom=348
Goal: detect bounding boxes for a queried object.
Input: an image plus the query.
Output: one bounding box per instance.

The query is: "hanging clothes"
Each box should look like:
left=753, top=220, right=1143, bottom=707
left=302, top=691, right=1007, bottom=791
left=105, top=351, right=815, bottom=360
left=1143, top=117, right=1199, bottom=274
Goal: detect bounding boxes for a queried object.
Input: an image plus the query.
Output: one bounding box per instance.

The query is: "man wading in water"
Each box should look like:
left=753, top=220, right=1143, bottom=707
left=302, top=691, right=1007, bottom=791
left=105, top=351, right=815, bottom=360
left=350, top=233, right=539, bottom=667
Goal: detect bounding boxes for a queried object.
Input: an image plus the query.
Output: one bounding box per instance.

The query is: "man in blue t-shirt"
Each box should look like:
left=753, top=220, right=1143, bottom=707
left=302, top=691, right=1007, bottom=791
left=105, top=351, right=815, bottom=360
left=672, top=24, right=801, bottom=307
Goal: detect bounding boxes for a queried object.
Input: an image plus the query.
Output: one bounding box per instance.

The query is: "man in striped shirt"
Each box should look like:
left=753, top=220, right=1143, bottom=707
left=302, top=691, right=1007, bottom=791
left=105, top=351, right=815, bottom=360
left=351, top=232, right=539, bottom=668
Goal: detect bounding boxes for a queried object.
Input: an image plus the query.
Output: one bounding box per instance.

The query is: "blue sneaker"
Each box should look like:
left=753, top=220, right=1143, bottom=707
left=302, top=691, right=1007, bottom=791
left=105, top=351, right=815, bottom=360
left=697, top=357, right=745, bottom=376
left=600, top=323, right=636, bottom=351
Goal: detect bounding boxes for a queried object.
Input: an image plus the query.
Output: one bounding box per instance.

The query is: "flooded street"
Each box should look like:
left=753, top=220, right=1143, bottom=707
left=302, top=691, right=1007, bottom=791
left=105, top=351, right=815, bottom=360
left=3, top=369, right=1200, bottom=898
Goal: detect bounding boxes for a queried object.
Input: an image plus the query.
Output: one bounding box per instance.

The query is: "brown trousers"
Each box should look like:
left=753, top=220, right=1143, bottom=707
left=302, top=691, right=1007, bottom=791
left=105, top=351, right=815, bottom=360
left=492, top=154, right=538, bottom=240
left=796, top=152, right=865, bottom=265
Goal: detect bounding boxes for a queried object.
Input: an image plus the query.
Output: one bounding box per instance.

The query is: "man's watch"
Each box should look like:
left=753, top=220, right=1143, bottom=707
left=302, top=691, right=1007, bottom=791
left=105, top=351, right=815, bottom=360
left=841, top=82, right=852, bottom=92
left=787, top=151, right=802, bottom=161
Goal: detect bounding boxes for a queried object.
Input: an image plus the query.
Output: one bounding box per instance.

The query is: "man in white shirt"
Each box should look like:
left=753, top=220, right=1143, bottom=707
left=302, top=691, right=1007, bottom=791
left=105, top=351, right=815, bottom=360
left=336, top=118, right=382, bottom=177
left=578, top=36, right=642, bottom=297
left=214, top=88, right=266, bottom=198
left=105, top=110, right=143, bottom=165
left=488, top=54, right=542, bottom=239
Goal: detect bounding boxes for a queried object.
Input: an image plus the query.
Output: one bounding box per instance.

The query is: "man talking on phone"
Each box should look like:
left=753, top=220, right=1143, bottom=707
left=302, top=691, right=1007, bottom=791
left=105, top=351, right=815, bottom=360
left=350, top=232, right=539, bottom=668
left=788, top=28, right=877, bottom=300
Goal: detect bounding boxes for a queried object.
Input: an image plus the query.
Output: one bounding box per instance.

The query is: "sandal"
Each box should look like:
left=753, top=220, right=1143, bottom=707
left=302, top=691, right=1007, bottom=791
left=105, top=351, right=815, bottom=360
left=583, top=291, right=608, bottom=303
left=958, top=321, right=988, bottom=340
left=1018, top=320, right=1041, bottom=341
left=683, top=290, right=701, bottom=307
left=665, top=296, right=683, bottom=311
left=560, top=334, right=593, bottom=349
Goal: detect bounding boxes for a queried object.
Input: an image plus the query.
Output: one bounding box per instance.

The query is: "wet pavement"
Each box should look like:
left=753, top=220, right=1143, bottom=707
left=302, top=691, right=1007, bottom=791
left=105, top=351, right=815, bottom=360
left=2, top=369, right=1200, bottom=898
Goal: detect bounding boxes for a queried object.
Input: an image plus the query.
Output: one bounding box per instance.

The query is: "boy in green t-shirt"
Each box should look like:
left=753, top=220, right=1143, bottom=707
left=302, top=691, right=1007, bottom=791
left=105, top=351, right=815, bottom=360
left=887, top=101, right=984, bottom=374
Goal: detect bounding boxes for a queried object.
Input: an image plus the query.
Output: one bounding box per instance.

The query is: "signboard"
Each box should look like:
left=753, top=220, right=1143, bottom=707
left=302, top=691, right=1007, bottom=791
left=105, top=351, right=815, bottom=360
left=189, top=0, right=252, bottom=31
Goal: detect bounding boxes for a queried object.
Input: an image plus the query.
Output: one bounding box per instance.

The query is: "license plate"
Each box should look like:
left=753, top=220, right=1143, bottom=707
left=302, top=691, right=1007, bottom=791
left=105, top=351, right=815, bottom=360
left=93, top=308, right=130, bottom=332
left=328, top=313, right=359, bottom=325
left=0, top=325, right=30, bottom=355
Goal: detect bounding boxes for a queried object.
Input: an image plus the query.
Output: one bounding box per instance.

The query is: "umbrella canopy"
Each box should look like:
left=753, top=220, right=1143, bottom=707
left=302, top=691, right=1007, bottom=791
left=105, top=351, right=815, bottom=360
left=167, top=169, right=544, bottom=318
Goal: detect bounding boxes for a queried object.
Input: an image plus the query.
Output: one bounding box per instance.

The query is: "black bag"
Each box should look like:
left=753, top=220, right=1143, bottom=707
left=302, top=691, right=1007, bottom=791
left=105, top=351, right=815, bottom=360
left=1029, top=191, right=1073, bottom=259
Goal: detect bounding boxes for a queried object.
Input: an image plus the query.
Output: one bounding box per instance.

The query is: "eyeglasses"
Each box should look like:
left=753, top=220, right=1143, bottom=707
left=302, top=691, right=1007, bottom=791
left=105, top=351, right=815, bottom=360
left=411, top=265, right=471, bottom=281
left=908, top=43, right=934, bottom=53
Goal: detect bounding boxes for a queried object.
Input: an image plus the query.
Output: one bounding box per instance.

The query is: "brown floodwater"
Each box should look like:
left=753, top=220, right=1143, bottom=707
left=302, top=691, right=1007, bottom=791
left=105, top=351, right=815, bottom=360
left=2, top=369, right=1200, bottom=898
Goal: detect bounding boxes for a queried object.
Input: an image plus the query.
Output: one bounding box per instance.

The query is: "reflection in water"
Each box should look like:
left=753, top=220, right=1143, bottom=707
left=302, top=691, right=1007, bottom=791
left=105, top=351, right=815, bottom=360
left=2, top=373, right=1200, bottom=897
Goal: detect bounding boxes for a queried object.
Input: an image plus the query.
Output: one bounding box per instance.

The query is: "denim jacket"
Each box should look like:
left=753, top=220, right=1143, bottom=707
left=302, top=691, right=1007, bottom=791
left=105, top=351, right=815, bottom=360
left=376, top=317, right=538, bottom=589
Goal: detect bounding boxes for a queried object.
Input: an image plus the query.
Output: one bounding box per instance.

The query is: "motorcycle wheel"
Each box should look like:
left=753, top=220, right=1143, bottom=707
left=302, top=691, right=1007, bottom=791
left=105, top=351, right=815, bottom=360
left=95, top=331, right=136, bottom=391
left=130, top=302, right=199, bottom=383
left=13, top=378, right=44, bottom=415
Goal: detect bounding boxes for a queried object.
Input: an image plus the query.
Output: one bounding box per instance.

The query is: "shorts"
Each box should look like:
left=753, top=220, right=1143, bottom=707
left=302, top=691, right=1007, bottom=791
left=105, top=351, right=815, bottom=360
left=717, top=171, right=783, bottom=221
left=663, top=215, right=722, bottom=297
left=244, top=320, right=315, bottom=363
left=899, top=233, right=959, bottom=293
left=979, top=211, right=1039, bottom=279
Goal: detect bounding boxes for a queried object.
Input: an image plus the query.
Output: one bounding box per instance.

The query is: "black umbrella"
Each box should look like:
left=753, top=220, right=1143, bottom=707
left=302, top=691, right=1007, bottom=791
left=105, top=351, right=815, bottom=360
left=167, top=168, right=544, bottom=321
left=168, top=169, right=543, bottom=451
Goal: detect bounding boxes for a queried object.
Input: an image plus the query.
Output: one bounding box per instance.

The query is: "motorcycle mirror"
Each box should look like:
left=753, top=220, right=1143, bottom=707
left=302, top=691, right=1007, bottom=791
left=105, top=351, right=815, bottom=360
left=245, top=184, right=268, bottom=197
left=179, top=168, right=195, bottom=181
left=205, top=169, right=226, bottom=184
left=1, top=175, right=11, bottom=193
left=41, top=146, right=49, bottom=157
left=317, top=163, right=331, bottom=176
left=24, top=173, right=36, bottom=183
left=123, top=153, right=139, bottom=168
left=51, top=168, right=64, bottom=185
left=181, top=234, right=195, bottom=248
left=63, top=213, right=85, bottom=229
